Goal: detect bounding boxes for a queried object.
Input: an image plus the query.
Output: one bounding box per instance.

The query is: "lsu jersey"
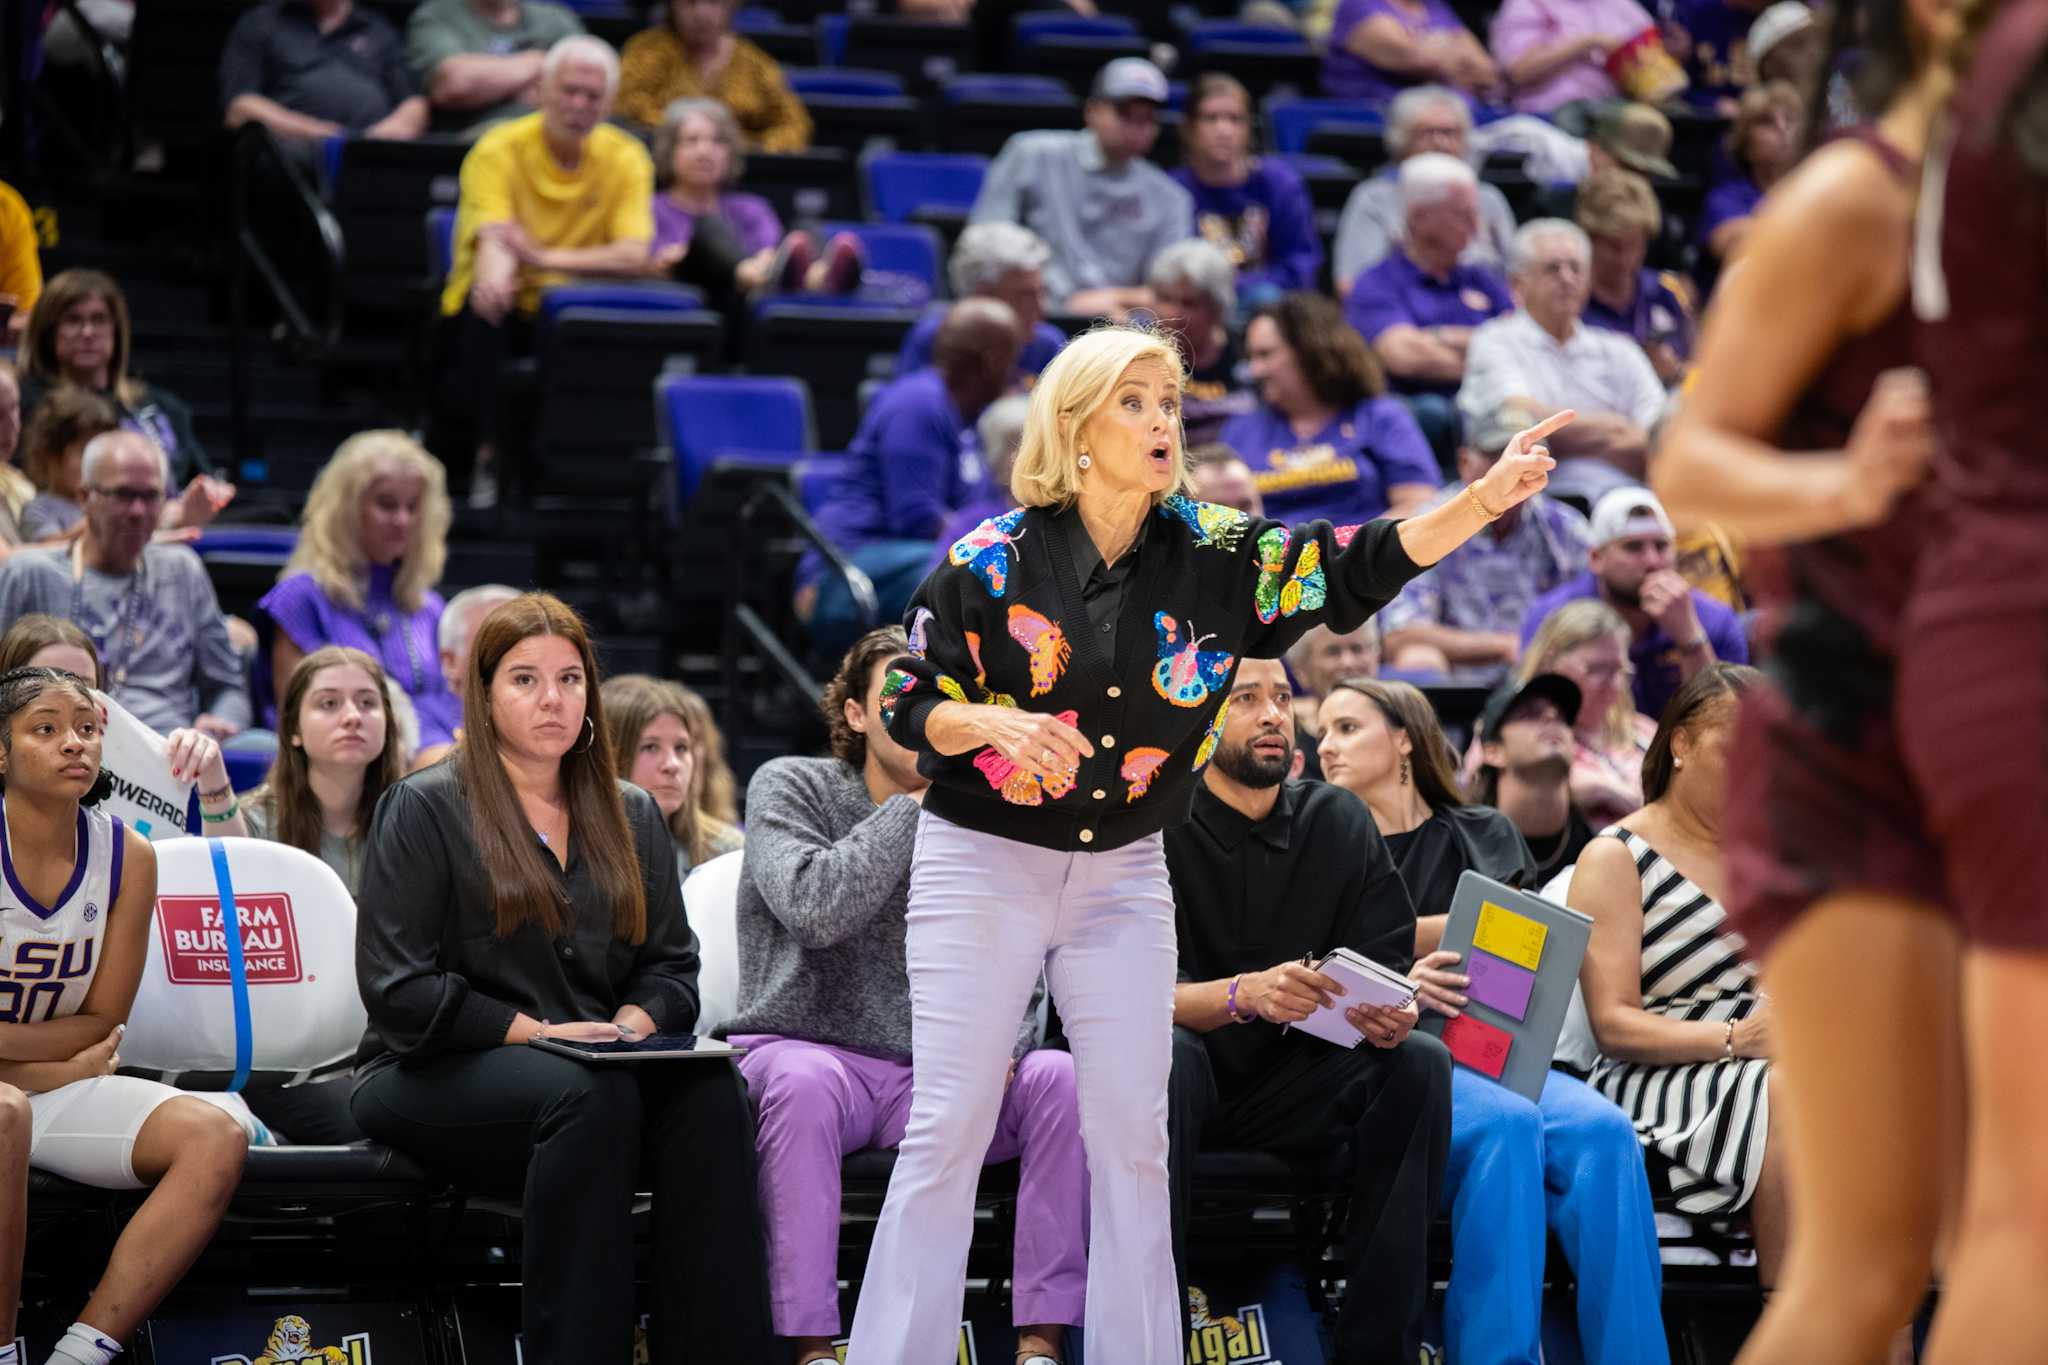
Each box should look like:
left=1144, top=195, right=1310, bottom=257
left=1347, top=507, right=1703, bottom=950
left=0, top=804, right=125, bottom=1025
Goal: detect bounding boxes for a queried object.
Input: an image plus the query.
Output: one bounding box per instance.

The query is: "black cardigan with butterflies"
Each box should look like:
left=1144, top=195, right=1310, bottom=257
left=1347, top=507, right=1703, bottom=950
left=880, top=493, right=1424, bottom=853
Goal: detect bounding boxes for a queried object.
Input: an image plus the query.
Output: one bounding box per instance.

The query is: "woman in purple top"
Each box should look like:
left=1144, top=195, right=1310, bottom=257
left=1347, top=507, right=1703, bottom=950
left=648, top=98, right=862, bottom=303
left=258, top=431, right=461, bottom=750
left=1219, top=293, right=1441, bottom=527
left=1701, top=80, right=1802, bottom=261
left=1168, top=75, right=1323, bottom=299
left=1324, top=0, right=1502, bottom=107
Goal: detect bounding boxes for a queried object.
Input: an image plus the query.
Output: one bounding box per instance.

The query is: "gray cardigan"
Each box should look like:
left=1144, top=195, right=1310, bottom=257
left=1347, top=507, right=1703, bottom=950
left=718, top=755, right=1038, bottom=1058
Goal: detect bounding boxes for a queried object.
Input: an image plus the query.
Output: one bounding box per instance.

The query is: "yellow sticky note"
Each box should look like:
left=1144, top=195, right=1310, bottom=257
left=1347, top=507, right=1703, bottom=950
left=1473, top=902, right=1548, bottom=972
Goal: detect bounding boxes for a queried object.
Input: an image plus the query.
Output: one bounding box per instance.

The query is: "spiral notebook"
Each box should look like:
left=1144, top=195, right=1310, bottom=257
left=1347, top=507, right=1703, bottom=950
left=1285, top=947, right=1421, bottom=1048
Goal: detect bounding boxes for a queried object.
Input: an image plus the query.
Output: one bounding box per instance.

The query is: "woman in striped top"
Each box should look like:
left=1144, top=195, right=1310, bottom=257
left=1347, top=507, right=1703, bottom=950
left=1569, top=664, right=1784, bottom=1277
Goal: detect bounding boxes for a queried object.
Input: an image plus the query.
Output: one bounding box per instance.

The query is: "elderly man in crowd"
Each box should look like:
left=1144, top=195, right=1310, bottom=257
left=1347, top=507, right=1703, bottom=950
left=1520, top=487, right=1748, bottom=720
left=1186, top=444, right=1264, bottom=517
left=1333, top=86, right=1519, bottom=292
left=1285, top=619, right=1380, bottom=778
left=1167, top=656, right=1452, bottom=1365
left=0, top=431, right=250, bottom=737
left=1147, top=239, right=1242, bottom=441
left=430, top=35, right=652, bottom=501
left=1379, top=405, right=1594, bottom=684
left=1458, top=219, right=1667, bottom=480
left=406, top=0, right=584, bottom=134
left=970, top=57, right=1194, bottom=318
left=896, top=222, right=1066, bottom=381
left=1346, top=153, right=1513, bottom=461
left=722, top=627, right=1087, bottom=1365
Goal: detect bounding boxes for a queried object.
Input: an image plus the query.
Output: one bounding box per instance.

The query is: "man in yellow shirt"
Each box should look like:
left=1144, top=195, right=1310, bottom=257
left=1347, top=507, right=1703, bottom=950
left=433, top=33, right=654, bottom=503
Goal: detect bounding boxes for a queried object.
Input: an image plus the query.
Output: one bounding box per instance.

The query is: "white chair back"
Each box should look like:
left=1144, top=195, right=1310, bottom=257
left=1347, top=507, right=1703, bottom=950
left=1539, top=864, right=1604, bottom=1073
left=122, top=836, right=365, bottom=1087
left=683, top=850, right=745, bottom=1038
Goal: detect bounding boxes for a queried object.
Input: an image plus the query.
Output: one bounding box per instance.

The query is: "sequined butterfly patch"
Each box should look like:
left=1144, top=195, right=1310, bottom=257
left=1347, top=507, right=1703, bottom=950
left=1152, top=613, right=1235, bottom=709
left=973, top=709, right=1081, bottom=806
left=1120, top=747, right=1169, bottom=803
left=1160, top=493, right=1251, bottom=553
left=879, top=668, right=917, bottom=727
left=938, top=631, right=1018, bottom=708
left=1193, top=695, right=1232, bottom=771
left=1007, top=605, right=1071, bottom=697
left=1252, top=527, right=1328, bottom=624
left=948, top=508, right=1027, bottom=598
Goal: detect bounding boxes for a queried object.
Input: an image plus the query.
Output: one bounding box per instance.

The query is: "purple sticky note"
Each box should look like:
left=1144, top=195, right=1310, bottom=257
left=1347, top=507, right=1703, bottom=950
left=1465, top=949, right=1536, bottom=1022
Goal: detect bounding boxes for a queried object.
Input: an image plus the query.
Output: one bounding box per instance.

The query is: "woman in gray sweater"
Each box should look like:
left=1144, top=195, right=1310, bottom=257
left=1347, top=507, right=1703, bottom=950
left=720, top=627, right=1085, bottom=1365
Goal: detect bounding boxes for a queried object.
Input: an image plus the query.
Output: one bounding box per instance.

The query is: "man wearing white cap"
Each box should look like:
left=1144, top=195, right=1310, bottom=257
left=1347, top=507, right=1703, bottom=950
left=970, top=56, right=1195, bottom=317
left=1517, top=486, right=1748, bottom=718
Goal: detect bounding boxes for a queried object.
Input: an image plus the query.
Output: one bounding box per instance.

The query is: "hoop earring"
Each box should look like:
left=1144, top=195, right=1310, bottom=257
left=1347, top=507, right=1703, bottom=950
left=1399, top=753, right=1411, bottom=787
left=1077, top=453, right=1092, bottom=470
left=571, top=715, right=596, bottom=754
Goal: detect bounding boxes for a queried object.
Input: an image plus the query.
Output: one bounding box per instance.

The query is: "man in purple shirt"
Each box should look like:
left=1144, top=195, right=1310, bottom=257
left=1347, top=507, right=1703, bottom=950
left=1518, top=486, right=1748, bottom=718
left=801, top=299, right=1021, bottom=654
left=1346, top=154, right=1514, bottom=400
left=1169, top=73, right=1323, bottom=300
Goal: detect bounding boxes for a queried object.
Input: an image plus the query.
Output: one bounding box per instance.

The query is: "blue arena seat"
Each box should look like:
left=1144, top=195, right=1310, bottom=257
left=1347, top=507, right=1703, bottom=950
left=863, top=152, right=988, bottom=224
left=1186, top=25, right=1321, bottom=99
left=814, top=221, right=943, bottom=294
left=732, top=6, right=813, bottom=63
left=1264, top=96, right=1384, bottom=155
left=425, top=206, right=457, bottom=285
left=1012, top=12, right=1138, bottom=43
left=785, top=66, right=906, bottom=97
left=939, top=76, right=1082, bottom=156
left=742, top=302, right=917, bottom=449
left=659, top=374, right=816, bottom=508
left=536, top=281, right=706, bottom=325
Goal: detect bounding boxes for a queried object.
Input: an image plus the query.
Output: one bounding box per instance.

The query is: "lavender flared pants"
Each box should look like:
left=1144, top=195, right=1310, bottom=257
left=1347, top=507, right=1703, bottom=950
left=731, top=1034, right=1089, bottom=1338
left=844, top=811, right=1183, bottom=1364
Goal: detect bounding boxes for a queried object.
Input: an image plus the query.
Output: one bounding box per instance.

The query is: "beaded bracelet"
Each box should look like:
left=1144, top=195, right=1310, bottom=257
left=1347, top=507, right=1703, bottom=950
left=201, top=800, right=241, bottom=824
left=1723, top=1018, right=1736, bottom=1061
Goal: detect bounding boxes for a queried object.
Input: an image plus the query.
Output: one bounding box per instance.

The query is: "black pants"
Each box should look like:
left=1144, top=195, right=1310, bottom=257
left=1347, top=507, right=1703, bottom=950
left=351, top=1048, right=775, bottom=1364
left=243, top=1075, right=363, bottom=1144
left=428, top=304, right=536, bottom=495
left=1169, top=1026, right=1452, bottom=1365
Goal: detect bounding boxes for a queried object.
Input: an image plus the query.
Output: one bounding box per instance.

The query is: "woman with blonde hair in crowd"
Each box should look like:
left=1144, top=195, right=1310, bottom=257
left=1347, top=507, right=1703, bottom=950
left=1514, top=598, right=1653, bottom=825
left=1317, top=675, right=1667, bottom=1365
left=259, top=431, right=459, bottom=752
left=353, top=592, right=774, bottom=1363
left=602, top=674, right=743, bottom=874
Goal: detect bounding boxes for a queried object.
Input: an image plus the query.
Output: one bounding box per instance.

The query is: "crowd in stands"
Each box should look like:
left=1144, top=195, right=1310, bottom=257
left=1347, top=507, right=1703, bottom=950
left=0, top=0, right=1871, bottom=1354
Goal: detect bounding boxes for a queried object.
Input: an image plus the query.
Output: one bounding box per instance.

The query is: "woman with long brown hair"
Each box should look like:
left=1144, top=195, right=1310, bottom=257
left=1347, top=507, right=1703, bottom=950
left=600, top=674, right=741, bottom=874
left=243, top=645, right=406, bottom=896
left=350, top=592, right=772, bottom=1364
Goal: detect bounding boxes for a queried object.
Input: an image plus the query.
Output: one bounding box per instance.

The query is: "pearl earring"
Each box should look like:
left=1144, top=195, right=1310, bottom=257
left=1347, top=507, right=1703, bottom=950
left=1674, top=757, right=1684, bottom=769
left=1077, top=452, right=1092, bottom=470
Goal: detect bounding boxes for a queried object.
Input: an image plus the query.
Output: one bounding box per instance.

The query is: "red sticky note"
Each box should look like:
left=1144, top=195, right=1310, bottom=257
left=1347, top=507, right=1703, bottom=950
left=1443, top=1012, right=1513, bottom=1080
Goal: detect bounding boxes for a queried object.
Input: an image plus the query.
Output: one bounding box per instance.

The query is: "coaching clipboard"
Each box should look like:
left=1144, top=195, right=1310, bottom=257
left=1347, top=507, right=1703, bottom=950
left=1417, top=870, right=1593, bottom=1103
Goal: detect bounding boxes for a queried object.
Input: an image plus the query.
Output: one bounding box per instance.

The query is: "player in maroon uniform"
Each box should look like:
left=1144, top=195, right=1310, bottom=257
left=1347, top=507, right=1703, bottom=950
left=1651, top=0, right=1960, bottom=1357
left=1901, top=2, right=2048, bottom=1358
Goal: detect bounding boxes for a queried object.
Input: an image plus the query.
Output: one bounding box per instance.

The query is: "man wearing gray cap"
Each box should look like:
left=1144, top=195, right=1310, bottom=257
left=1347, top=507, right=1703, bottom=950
left=1380, top=404, right=1593, bottom=683
left=970, top=57, right=1195, bottom=317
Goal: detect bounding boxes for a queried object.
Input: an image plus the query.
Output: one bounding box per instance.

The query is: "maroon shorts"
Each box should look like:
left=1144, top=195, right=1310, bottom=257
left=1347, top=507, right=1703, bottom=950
left=1723, top=667, right=1948, bottom=963
left=1897, top=605, right=2048, bottom=951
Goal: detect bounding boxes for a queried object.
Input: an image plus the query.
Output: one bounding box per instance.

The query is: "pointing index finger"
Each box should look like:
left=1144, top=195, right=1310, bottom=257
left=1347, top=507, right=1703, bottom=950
left=1519, top=409, right=1577, bottom=445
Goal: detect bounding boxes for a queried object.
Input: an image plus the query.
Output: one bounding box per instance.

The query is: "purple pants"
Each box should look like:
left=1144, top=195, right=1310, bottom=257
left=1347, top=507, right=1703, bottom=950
left=731, top=1035, right=1089, bottom=1338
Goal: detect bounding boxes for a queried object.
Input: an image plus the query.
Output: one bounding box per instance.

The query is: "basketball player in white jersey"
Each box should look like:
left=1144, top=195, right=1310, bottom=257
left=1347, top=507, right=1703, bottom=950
left=0, top=666, right=248, bottom=1365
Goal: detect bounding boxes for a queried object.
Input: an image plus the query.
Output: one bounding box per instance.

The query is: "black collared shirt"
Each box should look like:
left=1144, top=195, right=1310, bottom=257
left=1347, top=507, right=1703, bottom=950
left=1165, top=778, right=1417, bottom=1096
left=353, top=760, right=702, bottom=1076
left=219, top=0, right=414, bottom=130
left=1059, top=503, right=1149, bottom=661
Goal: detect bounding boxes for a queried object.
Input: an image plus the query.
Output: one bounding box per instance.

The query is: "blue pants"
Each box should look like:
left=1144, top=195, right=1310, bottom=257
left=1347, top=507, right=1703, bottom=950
left=1442, top=1069, right=1667, bottom=1365
left=806, top=538, right=938, bottom=657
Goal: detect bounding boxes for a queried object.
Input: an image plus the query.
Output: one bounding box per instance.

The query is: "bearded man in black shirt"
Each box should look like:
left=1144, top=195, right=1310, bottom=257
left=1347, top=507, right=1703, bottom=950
left=1164, top=657, right=1453, bottom=1365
